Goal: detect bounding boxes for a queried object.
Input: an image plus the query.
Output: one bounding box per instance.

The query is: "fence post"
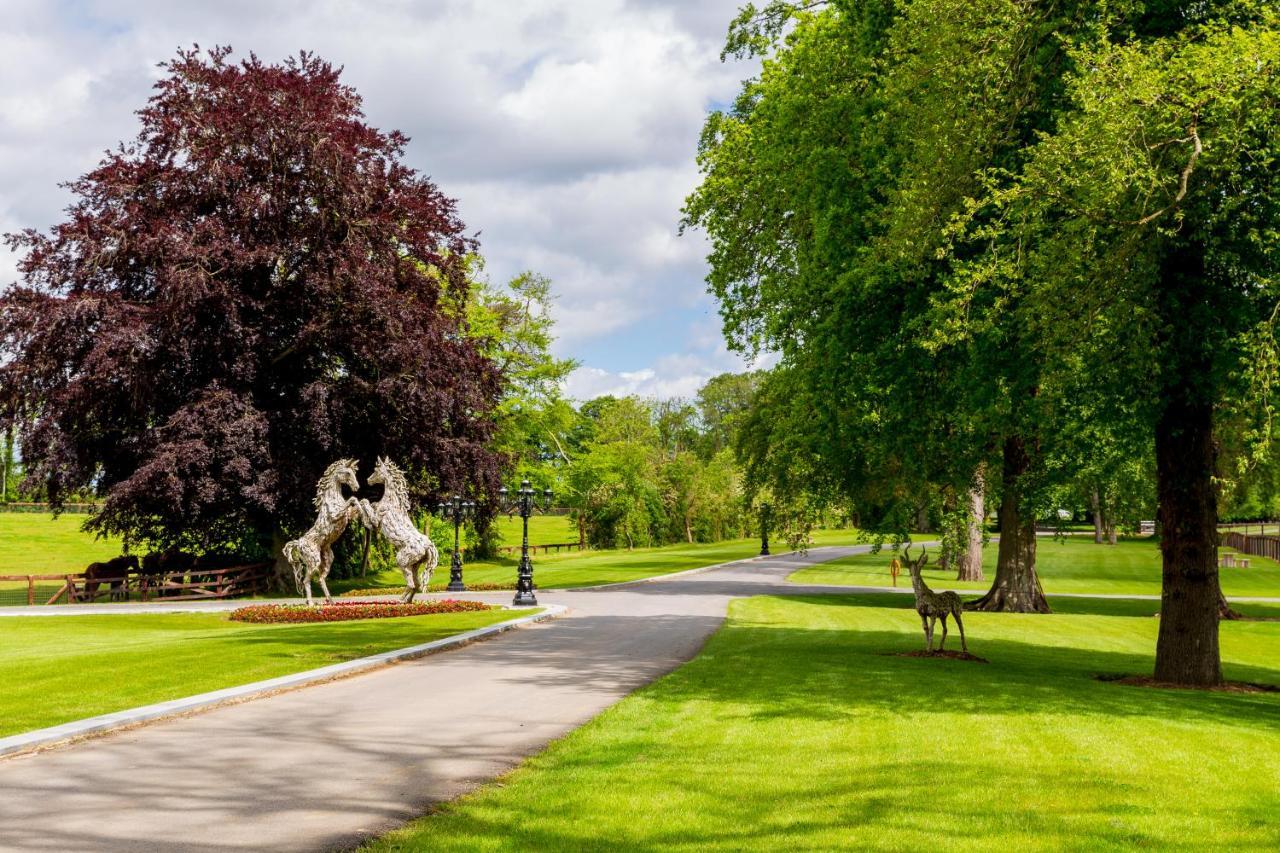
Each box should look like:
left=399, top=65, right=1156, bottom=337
left=26, top=575, right=33, bottom=606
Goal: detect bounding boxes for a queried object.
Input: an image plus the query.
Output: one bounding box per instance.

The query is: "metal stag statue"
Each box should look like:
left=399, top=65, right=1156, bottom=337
left=283, top=458, right=363, bottom=605
left=360, top=456, right=440, bottom=603
left=904, top=544, right=968, bottom=653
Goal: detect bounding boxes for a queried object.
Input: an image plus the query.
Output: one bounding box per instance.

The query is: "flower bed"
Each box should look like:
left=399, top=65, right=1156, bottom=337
left=339, top=581, right=515, bottom=597
left=229, top=599, right=493, bottom=624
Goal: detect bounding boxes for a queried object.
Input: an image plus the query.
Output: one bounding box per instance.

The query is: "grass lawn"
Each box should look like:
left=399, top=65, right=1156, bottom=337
left=0, top=608, right=523, bottom=738
left=334, top=529, right=866, bottom=595
left=0, top=512, right=123, bottom=574
left=368, top=594, right=1280, bottom=851
left=789, top=535, right=1280, bottom=598
left=490, top=514, right=580, bottom=547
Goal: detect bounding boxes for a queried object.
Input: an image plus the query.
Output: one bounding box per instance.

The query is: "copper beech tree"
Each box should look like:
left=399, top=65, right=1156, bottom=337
left=0, top=47, right=503, bottom=555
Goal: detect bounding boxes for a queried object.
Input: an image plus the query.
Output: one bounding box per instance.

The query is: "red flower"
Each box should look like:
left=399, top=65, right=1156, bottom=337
left=229, top=599, right=492, bottom=623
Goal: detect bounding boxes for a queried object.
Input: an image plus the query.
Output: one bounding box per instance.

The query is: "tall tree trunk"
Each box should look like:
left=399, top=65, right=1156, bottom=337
left=938, top=489, right=956, bottom=572
left=684, top=511, right=694, bottom=544
left=914, top=504, right=932, bottom=534
left=1152, top=244, right=1222, bottom=687
left=1091, top=486, right=1104, bottom=544
left=968, top=436, right=1049, bottom=612
left=1, top=426, right=13, bottom=502
left=1152, top=393, right=1222, bottom=684
left=1107, top=524, right=1117, bottom=546
left=955, top=466, right=985, bottom=582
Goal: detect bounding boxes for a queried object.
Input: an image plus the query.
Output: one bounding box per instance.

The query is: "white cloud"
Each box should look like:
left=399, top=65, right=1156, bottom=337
left=563, top=338, right=778, bottom=402
left=0, top=0, right=757, bottom=396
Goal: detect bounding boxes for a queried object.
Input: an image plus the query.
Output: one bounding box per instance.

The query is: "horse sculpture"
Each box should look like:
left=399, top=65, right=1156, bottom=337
left=283, top=458, right=363, bottom=605
left=359, top=456, right=439, bottom=603
left=904, top=544, right=967, bottom=653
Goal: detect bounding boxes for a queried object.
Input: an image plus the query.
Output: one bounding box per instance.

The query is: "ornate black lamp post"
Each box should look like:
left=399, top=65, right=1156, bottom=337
left=498, top=479, right=553, bottom=606
left=436, top=495, right=476, bottom=592
left=759, top=502, right=772, bottom=557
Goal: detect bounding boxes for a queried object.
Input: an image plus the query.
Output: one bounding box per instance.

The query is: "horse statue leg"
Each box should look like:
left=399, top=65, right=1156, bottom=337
left=317, top=547, right=335, bottom=604
left=400, top=554, right=417, bottom=603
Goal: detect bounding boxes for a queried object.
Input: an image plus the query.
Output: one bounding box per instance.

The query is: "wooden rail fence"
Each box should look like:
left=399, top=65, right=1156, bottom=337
left=1219, top=531, right=1280, bottom=562
left=0, top=501, right=99, bottom=514
left=495, top=541, right=586, bottom=557
left=0, top=562, right=272, bottom=606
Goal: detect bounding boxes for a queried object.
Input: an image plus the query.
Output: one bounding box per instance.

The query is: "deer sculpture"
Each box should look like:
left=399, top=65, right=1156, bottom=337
left=903, top=544, right=967, bottom=653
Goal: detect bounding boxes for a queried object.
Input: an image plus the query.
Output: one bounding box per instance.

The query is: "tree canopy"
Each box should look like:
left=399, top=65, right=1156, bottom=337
left=0, top=47, right=503, bottom=554
left=688, top=0, right=1280, bottom=684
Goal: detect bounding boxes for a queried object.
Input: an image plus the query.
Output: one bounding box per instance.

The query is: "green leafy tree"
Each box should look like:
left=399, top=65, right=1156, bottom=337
left=685, top=0, right=1089, bottom=610
left=944, top=4, right=1280, bottom=683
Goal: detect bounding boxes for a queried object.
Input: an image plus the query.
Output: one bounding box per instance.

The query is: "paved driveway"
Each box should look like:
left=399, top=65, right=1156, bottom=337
left=0, top=547, right=867, bottom=852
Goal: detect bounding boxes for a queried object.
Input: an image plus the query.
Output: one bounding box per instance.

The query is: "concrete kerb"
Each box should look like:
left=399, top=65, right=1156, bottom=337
left=0, top=604, right=565, bottom=760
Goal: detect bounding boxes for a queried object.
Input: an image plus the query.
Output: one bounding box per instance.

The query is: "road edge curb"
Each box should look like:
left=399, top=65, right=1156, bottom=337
left=0, top=604, right=565, bottom=760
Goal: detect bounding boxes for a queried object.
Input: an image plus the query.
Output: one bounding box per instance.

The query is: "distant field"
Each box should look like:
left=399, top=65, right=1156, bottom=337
left=0, top=512, right=863, bottom=601
left=0, top=513, right=123, bottom=574
left=490, top=514, right=580, bottom=547
left=788, top=536, right=1280, bottom=598
left=335, top=528, right=866, bottom=594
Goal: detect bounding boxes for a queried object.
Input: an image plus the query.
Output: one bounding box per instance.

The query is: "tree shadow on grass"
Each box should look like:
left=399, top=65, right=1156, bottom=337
left=400, top=749, right=1280, bottom=851
left=384, top=612, right=1280, bottom=851
left=655, top=609, right=1280, bottom=730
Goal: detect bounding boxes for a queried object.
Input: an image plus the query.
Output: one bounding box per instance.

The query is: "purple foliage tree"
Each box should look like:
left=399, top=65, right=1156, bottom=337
left=0, top=47, right=503, bottom=555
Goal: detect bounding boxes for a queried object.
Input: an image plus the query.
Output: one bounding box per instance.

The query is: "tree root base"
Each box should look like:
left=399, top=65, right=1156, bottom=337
left=1096, top=673, right=1278, bottom=693
left=889, top=650, right=989, bottom=663
left=965, top=589, right=1051, bottom=614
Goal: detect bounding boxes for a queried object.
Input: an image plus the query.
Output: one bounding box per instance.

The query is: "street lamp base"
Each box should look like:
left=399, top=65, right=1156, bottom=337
left=447, top=580, right=467, bottom=592
left=760, top=547, right=770, bottom=556
left=512, top=590, right=538, bottom=607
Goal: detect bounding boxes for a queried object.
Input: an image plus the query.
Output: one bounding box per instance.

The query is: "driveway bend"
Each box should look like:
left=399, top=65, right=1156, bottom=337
left=0, top=545, right=866, bottom=852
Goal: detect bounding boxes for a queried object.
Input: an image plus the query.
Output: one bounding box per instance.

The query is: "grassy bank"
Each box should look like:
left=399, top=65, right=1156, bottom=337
left=0, top=608, right=522, bottom=738
left=368, top=594, right=1280, bottom=851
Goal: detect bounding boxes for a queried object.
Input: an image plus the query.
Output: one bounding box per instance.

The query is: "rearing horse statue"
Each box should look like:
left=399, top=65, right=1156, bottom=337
left=283, top=458, right=362, bottom=605
left=359, top=456, right=439, bottom=602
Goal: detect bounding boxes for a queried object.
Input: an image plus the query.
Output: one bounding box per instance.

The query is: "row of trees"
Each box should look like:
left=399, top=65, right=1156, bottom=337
left=554, top=376, right=762, bottom=550
left=686, top=0, right=1280, bottom=685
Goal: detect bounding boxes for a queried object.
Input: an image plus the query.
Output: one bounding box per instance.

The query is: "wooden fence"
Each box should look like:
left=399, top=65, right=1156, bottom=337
left=495, top=541, right=586, bottom=557
left=1219, top=531, right=1280, bottom=562
left=0, top=501, right=99, bottom=514
left=0, top=562, right=272, bottom=606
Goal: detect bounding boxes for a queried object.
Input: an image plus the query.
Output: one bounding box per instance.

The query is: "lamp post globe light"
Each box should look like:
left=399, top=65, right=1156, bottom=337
left=436, top=495, right=476, bottom=592
left=498, top=478, right=553, bottom=606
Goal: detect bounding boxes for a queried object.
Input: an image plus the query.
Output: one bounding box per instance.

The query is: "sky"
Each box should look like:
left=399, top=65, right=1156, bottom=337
left=0, top=0, right=768, bottom=401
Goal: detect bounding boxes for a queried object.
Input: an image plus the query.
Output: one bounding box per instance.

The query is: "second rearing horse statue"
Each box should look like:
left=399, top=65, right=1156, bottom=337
left=283, top=458, right=363, bottom=605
